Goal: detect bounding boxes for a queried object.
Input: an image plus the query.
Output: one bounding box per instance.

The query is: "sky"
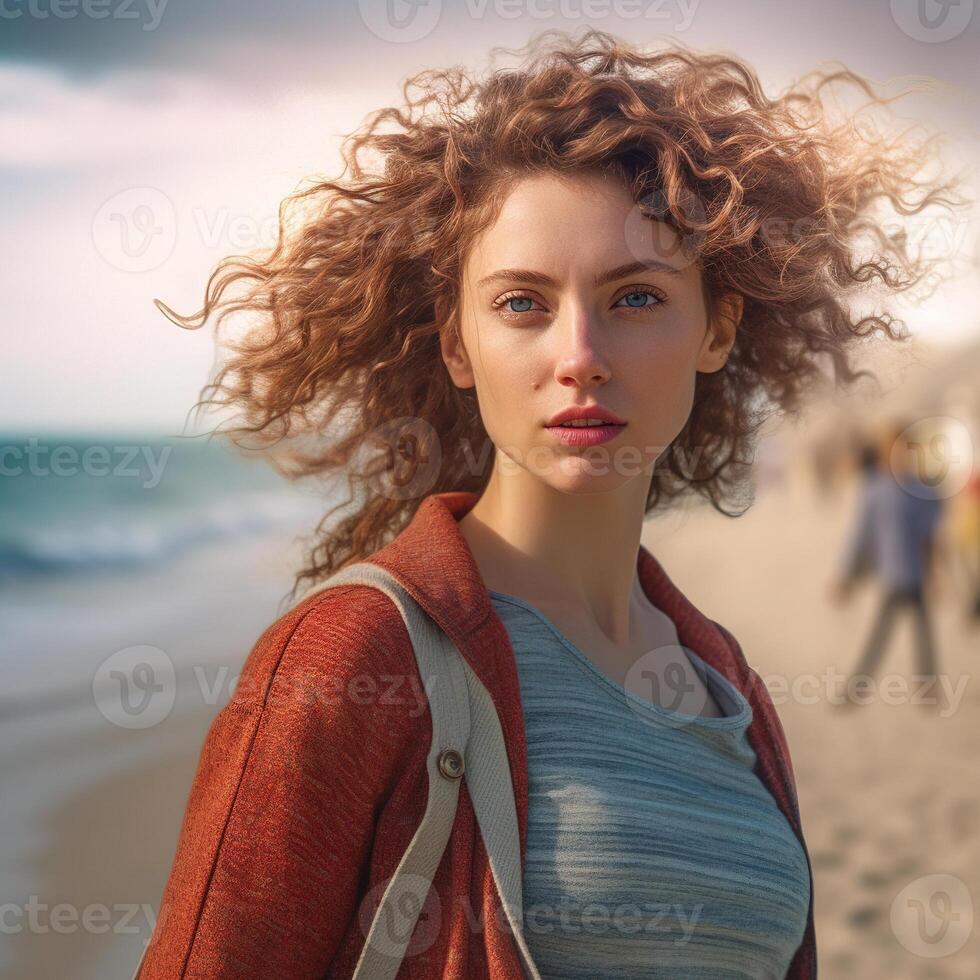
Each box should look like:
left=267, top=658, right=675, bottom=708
left=2, top=0, right=978, bottom=432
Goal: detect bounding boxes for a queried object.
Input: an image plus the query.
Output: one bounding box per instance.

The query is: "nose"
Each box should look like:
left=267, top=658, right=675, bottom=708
left=552, top=307, right=612, bottom=388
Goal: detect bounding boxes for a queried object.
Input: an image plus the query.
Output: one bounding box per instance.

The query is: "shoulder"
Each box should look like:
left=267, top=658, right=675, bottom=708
left=707, top=617, right=775, bottom=706
left=707, top=618, right=751, bottom=680
left=709, top=617, right=797, bottom=773
left=229, top=582, right=423, bottom=720
left=138, top=584, right=431, bottom=977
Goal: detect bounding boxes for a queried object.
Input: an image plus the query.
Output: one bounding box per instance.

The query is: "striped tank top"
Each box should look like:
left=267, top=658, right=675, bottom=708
left=489, top=590, right=810, bottom=980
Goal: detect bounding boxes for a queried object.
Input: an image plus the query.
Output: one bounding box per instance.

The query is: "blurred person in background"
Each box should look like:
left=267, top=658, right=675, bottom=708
left=948, top=468, right=980, bottom=621
left=830, top=420, right=945, bottom=702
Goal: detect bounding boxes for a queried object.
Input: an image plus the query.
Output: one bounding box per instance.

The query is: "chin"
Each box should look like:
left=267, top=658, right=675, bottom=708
left=540, top=453, right=640, bottom=494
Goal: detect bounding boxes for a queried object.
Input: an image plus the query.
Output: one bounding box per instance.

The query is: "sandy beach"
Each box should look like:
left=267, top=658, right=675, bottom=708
left=0, top=529, right=310, bottom=979
left=3, top=456, right=977, bottom=978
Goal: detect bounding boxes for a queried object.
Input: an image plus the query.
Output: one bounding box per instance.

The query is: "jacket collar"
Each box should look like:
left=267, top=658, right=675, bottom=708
left=369, top=489, right=745, bottom=692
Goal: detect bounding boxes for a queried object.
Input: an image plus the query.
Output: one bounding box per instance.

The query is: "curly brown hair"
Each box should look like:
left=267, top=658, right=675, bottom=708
left=155, top=28, right=963, bottom=598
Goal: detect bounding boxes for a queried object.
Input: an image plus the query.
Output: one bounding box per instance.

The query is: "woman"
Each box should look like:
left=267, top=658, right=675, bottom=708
left=135, top=29, right=957, bottom=979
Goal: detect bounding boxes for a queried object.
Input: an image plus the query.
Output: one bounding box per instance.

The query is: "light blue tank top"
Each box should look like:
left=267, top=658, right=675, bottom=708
left=489, top=591, right=810, bottom=980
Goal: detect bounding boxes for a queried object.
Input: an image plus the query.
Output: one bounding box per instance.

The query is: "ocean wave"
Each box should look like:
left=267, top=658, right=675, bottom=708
left=0, top=491, right=322, bottom=574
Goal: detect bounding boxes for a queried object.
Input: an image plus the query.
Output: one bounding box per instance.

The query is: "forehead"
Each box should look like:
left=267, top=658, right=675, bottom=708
left=463, top=170, right=691, bottom=281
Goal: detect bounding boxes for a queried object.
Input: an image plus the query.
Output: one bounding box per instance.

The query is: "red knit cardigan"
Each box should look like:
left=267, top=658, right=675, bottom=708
left=135, top=490, right=817, bottom=978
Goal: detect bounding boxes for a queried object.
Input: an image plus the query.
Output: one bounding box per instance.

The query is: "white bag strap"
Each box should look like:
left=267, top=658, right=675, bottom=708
left=317, top=562, right=470, bottom=978
left=452, top=631, right=543, bottom=980
left=310, top=562, right=542, bottom=980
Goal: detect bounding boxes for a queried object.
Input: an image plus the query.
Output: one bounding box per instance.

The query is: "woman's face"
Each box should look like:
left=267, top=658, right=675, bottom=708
left=441, top=169, right=740, bottom=494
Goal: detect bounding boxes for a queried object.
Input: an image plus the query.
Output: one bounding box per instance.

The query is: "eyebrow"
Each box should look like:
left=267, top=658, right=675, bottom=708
left=476, top=260, right=681, bottom=291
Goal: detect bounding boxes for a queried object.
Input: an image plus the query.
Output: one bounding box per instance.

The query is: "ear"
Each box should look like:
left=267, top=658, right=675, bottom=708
left=696, top=291, right=742, bottom=374
left=439, top=321, right=476, bottom=389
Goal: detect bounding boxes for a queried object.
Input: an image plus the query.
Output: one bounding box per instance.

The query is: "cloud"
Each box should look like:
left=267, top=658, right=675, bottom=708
left=0, top=59, right=389, bottom=429
left=0, top=61, right=266, bottom=169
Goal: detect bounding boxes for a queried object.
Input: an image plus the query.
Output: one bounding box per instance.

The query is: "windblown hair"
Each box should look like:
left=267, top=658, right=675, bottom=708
left=156, top=28, right=962, bottom=598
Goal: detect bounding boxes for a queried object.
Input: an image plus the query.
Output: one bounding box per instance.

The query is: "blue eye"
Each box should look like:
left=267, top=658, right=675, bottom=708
left=505, top=296, right=534, bottom=313
left=616, top=290, right=662, bottom=309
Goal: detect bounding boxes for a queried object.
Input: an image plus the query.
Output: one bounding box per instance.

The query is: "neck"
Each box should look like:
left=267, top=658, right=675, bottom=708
left=457, top=459, right=654, bottom=645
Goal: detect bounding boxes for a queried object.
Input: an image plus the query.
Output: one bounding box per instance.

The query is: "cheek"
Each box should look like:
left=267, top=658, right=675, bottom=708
left=466, top=336, right=540, bottom=434
left=472, top=323, right=542, bottom=387
left=622, top=326, right=702, bottom=427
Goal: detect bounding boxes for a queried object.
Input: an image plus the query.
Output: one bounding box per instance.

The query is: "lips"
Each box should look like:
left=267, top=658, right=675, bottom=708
left=545, top=405, right=627, bottom=427
left=545, top=421, right=626, bottom=447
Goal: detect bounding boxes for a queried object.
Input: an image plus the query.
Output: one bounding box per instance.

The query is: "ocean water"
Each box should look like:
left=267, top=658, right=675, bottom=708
left=0, top=434, right=326, bottom=576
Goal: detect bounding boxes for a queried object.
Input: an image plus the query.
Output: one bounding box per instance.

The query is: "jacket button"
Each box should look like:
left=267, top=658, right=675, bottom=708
left=437, top=748, right=464, bottom=780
